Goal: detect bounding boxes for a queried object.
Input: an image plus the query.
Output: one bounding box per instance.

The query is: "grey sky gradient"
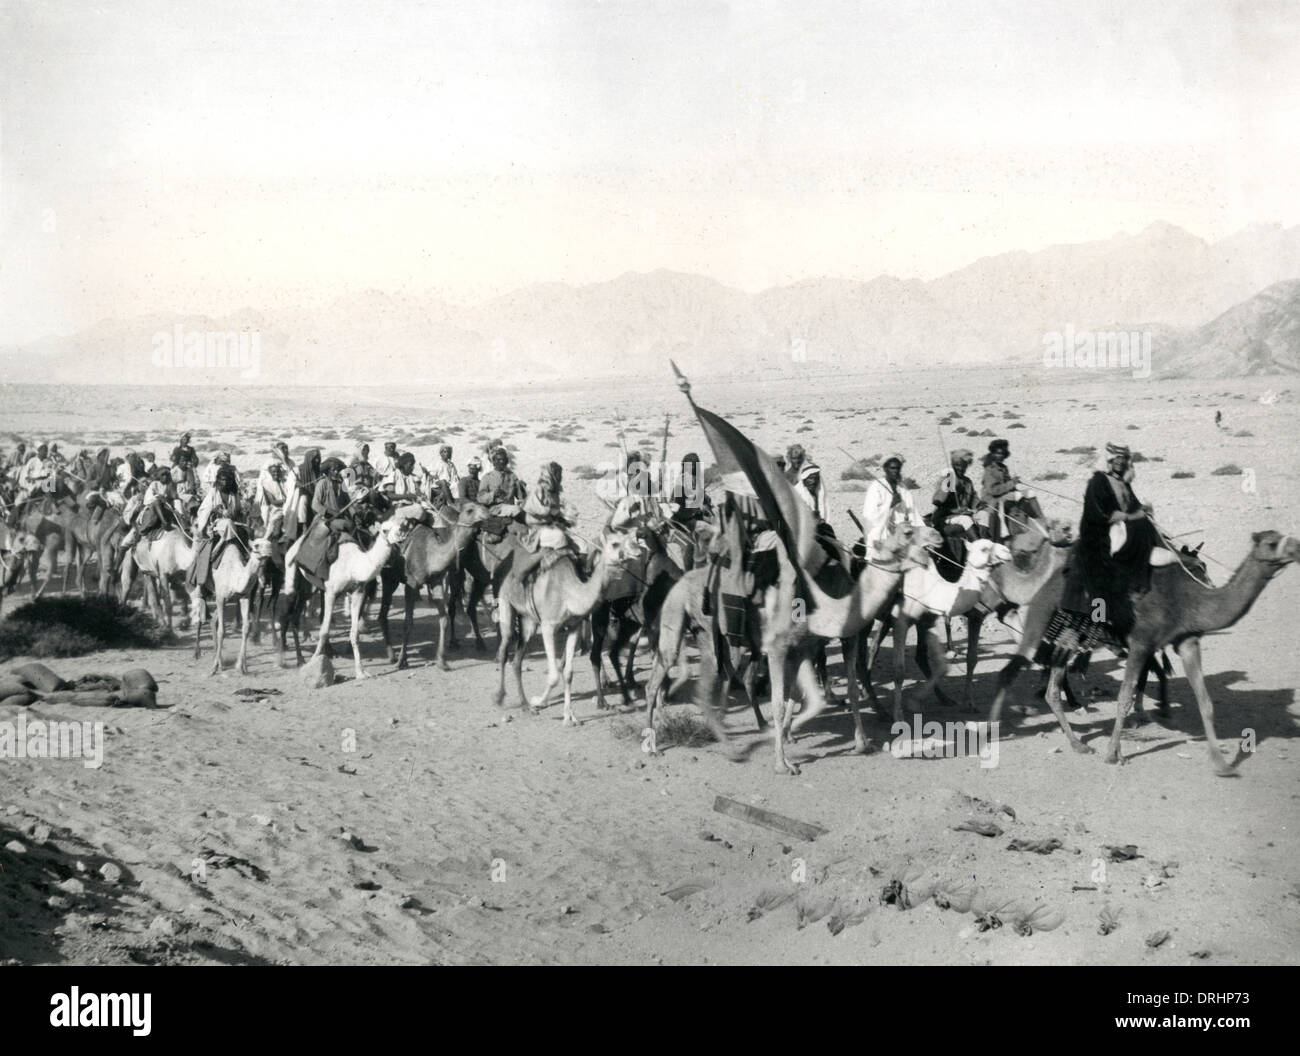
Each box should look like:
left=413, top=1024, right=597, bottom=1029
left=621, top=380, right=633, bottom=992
left=2, top=0, right=1298, bottom=342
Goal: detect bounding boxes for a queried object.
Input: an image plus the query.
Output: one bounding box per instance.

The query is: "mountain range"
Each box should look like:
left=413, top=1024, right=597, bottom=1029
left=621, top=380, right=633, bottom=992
left=4, top=221, right=1298, bottom=384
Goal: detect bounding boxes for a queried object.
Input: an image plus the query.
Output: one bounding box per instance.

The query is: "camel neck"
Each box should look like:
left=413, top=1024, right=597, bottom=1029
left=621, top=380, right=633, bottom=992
left=1197, top=554, right=1280, bottom=633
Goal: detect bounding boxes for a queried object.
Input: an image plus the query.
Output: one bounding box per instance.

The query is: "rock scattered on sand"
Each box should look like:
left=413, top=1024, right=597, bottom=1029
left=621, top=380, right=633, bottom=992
left=99, top=862, right=123, bottom=884
left=56, top=878, right=85, bottom=896
left=4, top=839, right=26, bottom=854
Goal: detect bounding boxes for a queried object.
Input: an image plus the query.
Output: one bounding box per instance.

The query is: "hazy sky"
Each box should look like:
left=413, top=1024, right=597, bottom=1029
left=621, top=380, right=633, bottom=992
left=2, top=0, right=1298, bottom=341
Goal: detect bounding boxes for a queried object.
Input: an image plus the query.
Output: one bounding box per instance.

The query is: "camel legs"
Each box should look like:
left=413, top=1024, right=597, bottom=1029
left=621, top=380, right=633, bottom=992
left=236, top=596, right=253, bottom=674
left=841, top=633, right=872, bottom=754
left=1175, top=637, right=1237, bottom=776
left=311, top=587, right=337, bottom=662
left=960, top=612, right=983, bottom=713
left=1104, top=648, right=1151, bottom=766
left=347, top=589, right=367, bottom=680
left=395, top=582, right=419, bottom=669
left=891, top=613, right=909, bottom=723
left=769, top=649, right=800, bottom=776
left=377, top=567, right=400, bottom=664
left=210, top=595, right=225, bottom=675
left=560, top=628, right=581, bottom=726
left=531, top=625, right=562, bottom=713
left=433, top=580, right=450, bottom=672
left=1044, top=662, right=1092, bottom=753
left=493, top=605, right=514, bottom=707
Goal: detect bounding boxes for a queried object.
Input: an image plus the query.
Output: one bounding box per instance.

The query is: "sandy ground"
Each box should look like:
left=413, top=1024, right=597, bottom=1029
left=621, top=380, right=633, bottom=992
left=1, top=369, right=1297, bottom=965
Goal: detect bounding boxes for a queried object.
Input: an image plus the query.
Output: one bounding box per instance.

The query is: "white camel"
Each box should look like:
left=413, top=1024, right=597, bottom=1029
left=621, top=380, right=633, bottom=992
left=300, top=517, right=413, bottom=681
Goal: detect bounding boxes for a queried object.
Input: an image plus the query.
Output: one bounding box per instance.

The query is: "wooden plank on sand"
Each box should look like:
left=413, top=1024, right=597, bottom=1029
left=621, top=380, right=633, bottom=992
left=712, top=795, right=828, bottom=842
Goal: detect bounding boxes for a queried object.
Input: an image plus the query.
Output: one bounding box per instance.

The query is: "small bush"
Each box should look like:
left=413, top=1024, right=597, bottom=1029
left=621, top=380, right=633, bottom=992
left=570, top=465, right=604, bottom=481
left=1007, top=422, right=1026, bottom=429
left=1171, top=470, right=1195, bottom=479
left=1210, top=464, right=1242, bottom=476
left=839, top=479, right=868, bottom=492
left=1034, top=471, right=1067, bottom=481
left=656, top=709, right=718, bottom=749
left=840, top=460, right=876, bottom=481
left=1234, top=430, right=1254, bottom=438
left=0, top=596, right=168, bottom=660
left=1058, top=446, right=1096, bottom=455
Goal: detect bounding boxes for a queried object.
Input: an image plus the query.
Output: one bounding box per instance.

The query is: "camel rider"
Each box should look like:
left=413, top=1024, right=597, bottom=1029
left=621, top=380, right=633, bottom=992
left=83, top=449, right=121, bottom=528
left=187, top=464, right=246, bottom=593
left=171, top=433, right=197, bottom=473
left=609, top=449, right=655, bottom=529
left=372, top=441, right=399, bottom=483
left=312, top=458, right=354, bottom=541
left=669, top=452, right=712, bottom=528
left=16, top=444, right=55, bottom=512
left=932, top=448, right=984, bottom=539
left=384, top=452, right=426, bottom=503
left=285, top=448, right=321, bottom=537
left=345, top=443, right=375, bottom=493
left=861, top=455, right=922, bottom=559
left=979, top=438, right=1045, bottom=540
left=795, top=462, right=829, bottom=523
left=118, top=469, right=178, bottom=549
left=477, top=447, right=527, bottom=515
left=6, top=442, right=27, bottom=481
left=784, top=443, right=808, bottom=485
left=430, top=445, right=458, bottom=493
left=509, top=463, right=576, bottom=584
left=69, top=448, right=93, bottom=485
left=1059, top=441, right=1173, bottom=640
left=255, top=458, right=291, bottom=530
left=201, top=451, right=229, bottom=492
left=459, top=457, right=483, bottom=502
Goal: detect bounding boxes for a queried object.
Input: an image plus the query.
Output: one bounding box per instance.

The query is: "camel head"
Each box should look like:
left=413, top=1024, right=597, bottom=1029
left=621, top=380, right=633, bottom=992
left=251, top=537, right=276, bottom=560
left=1250, top=530, right=1300, bottom=569
left=599, top=529, right=643, bottom=568
left=457, top=502, right=490, bottom=529
left=379, top=516, right=415, bottom=547
left=965, top=538, right=1012, bottom=571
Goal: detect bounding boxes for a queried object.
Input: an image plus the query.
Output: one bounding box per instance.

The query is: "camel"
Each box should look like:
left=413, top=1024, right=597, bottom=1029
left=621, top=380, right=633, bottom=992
left=757, top=524, right=943, bottom=775
left=377, top=505, right=488, bottom=670
left=304, top=517, right=414, bottom=681
left=588, top=519, right=686, bottom=711
left=0, top=530, right=40, bottom=615
left=201, top=528, right=276, bottom=675
left=875, top=538, right=1012, bottom=722
left=493, top=532, right=642, bottom=725
left=973, top=535, right=1206, bottom=714
left=642, top=562, right=769, bottom=732
left=120, top=528, right=195, bottom=631
left=11, top=507, right=65, bottom=599
left=991, top=531, right=1298, bottom=774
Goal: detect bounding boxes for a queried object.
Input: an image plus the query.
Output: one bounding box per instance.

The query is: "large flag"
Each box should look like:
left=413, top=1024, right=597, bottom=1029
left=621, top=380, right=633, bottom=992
left=673, top=364, right=826, bottom=582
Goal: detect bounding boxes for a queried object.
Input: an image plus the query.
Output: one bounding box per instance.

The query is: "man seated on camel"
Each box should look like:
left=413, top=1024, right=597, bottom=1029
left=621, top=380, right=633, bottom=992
left=477, top=446, right=527, bottom=516
left=931, top=447, right=984, bottom=578
left=187, top=464, right=246, bottom=595
left=371, top=441, right=399, bottom=483
left=1054, top=441, right=1174, bottom=647
left=119, top=468, right=180, bottom=549
left=508, top=462, right=577, bottom=584
left=459, top=457, right=483, bottom=502
left=171, top=433, right=197, bottom=473
left=313, top=457, right=354, bottom=543
left=668, top=452, right=712, bottom=528
left=979, top=438, right=1045, bottom=540
left=861, top=455, right=922, bottom=560
left=383, top=451, right=428, bottom=512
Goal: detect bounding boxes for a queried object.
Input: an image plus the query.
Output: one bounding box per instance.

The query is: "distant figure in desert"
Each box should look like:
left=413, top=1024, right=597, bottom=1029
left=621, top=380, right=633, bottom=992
left=1215, top=409, right=1223, bottom=428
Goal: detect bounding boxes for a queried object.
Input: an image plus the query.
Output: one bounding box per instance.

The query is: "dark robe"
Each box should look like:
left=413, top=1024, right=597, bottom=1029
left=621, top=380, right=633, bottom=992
left=1062, top=470, right=1163, bottom=637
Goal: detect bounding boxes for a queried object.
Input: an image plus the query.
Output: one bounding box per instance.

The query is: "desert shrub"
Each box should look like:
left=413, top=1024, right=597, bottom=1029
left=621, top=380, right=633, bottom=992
left=839, top=479, right=868, bottom=492
left=1234, top=430, right=1254, bottom=438
left=1057, top=446, right=1096, bottom=455
left=570, top=465, right=604, bottom=480
left=1034, top=471, right=1067, bottom=481
left=656, top=709, right=717, bottom=748
left=840, top=460, right=876, bottom=481
left=1210, top=464, right=1242, bottom=476
left=1007, top=422, right=1026, bottom=429
left=0, top=596, right=168, bottom=660
left=1171, top=470, right=1195, bottom=479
